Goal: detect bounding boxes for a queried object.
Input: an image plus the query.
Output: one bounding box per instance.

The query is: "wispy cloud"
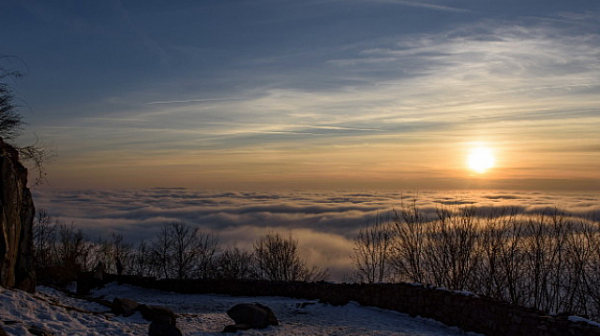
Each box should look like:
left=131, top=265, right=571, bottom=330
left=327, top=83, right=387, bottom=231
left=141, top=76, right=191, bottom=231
left=32, top=11, right=600, bottom=189
left=146, top=97, right=248, bottom=105
left=112, top=0, right=169, bottom=65
left=356, top=0, right=470, bottom=13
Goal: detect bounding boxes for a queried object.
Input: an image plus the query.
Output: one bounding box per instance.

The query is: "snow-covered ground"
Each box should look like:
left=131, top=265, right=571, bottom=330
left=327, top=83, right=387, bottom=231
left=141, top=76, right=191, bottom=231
left=1, top=283, right=480, bottom=336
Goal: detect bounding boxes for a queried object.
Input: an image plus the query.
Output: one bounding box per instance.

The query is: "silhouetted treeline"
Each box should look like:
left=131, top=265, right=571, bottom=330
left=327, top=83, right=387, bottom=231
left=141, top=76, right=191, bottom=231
left=35, top=201, right=600, bottom=320
left=351, top=202, right=600, bottom=320
left=33, top=211, right=328, bottom=284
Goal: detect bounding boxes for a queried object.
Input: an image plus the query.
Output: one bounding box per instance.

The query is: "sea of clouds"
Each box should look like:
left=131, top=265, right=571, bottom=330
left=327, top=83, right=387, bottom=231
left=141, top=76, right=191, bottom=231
left=32, top=188, right=600, bottom=280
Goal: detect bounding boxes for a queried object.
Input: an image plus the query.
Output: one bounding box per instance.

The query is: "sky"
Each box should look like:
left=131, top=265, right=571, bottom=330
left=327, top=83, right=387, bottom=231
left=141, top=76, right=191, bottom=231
left=2, top=0, right=600, bottom=191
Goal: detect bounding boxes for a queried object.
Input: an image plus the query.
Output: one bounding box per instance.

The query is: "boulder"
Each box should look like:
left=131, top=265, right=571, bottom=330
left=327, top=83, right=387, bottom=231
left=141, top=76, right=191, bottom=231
left=139, top=304, right=177, bottom=325
left=297, top=302, right=316, bottom=308
left=76, top=272, right=104, bottom=295
left=111, top=298, right=139, bottom=317
left=148, top=321, right=183, bottom=336
left=222, top=324, right=252, bottom=333
left=0, top=139, right=36, bottom=292
left=28, top=325, right=54, bottom=336
left=226, top=303, right=278, bottom=329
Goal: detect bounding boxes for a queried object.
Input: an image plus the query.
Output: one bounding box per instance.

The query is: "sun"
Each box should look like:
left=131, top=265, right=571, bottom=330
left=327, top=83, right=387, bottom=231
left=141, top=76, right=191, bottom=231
left=467, top=146, right=495, bottom=174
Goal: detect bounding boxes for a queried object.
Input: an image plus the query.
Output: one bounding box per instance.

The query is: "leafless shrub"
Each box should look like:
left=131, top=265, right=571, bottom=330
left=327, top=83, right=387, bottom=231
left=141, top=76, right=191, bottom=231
left=427, top=206, right=481, bottom=290
left=356, top=202, right=600, bottom=320
left=150, top=223, right=173, bottom=279
left=170, top=222, right=202, bottom=280
left=33, top=210, right=57, bottom=268
left=216, top=247, right=256, bottom=280
left=0, top=62, right=24, bottom=140
left=149, top=221, right=219, bottom=280
left=583, top=220, right=600, bottom=318
left=352, top=215, right=395, bottom=283
left=254, top=233, right=328, bottom=282
left=1, top=59, right=53, bottom=185
left=390, top=201, right=427, bottom=284
left=303, top=265, right=330, bottom=282
left=86, top=232, right=134, bottom=275
left=129, top=240, right=152, bottom=277
left=33, top=210, right=92, bottom=281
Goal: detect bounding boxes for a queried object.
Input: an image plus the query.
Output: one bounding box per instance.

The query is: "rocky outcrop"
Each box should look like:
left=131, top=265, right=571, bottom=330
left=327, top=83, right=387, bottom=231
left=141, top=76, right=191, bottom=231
left=0, top=139, right=36, bottom=292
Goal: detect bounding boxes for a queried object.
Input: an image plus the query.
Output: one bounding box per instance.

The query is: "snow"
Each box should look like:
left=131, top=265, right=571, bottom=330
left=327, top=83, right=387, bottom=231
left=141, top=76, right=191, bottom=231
left=568, top=315, right=600, bottom=329
left=1, top=283, right=481, bottom=336
left=0, top=285, right=141, bottom=335
left=451, top=290, right=479, bottom=298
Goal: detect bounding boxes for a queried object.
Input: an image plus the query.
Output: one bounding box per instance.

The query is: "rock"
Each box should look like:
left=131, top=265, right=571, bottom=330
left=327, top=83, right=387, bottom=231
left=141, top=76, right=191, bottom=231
left=76, top=272, right=106, bottom=295
left=226, top=303, right=279, bottom=329
left=28, top=325, right=54, bottom=336
left=138, top=304, right=177, bottom=325
left=297, top=302, right=316, bottom=308
left=111, top=298, right=139, bottom=317
left=0, top=139, right=36, bottom=293
left=0, top=325, right=8, bottom=336
left=222, top=324, right=252, bottom=333
left=148, top=321, right=183, bottom=336
left=319, top=295, right=349, bottom=306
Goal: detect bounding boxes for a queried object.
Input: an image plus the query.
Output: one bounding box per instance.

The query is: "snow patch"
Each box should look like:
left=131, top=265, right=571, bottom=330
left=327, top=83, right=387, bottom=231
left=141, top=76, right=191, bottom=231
left=568, top=315, right=600, bottom=328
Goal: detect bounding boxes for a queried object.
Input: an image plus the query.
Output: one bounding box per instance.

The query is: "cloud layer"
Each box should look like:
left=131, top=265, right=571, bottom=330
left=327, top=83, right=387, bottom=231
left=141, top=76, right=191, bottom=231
left=33, top=188, right=600, bottom=280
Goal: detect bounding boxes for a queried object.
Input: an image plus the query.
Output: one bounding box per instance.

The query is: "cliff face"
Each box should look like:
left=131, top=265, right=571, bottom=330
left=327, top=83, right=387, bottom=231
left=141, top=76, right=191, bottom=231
left=0, top=139, right=36, bottom=292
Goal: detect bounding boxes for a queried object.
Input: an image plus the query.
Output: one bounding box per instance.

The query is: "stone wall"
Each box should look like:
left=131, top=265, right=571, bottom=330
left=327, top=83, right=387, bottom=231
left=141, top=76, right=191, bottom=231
left=113, top=275, right=600, bottom=336
left=0, top=139, right=36, bottom=292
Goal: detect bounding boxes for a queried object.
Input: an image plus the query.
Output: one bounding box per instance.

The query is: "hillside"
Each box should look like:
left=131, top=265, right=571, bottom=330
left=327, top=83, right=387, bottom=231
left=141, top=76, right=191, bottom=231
left=0, top=282, right=477, bottom=336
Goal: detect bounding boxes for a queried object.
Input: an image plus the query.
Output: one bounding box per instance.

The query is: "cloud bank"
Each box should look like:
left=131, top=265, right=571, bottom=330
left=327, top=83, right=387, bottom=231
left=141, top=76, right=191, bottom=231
left=33, top=188, right=600, bottom=280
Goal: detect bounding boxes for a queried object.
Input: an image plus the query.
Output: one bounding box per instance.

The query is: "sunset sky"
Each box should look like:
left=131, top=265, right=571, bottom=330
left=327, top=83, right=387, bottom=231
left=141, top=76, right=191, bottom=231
left=2, top=0, right=599, bottom=191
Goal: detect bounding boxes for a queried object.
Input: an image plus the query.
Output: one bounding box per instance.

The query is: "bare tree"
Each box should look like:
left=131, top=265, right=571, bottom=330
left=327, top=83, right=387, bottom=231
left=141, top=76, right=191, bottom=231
left=352, top=215, right=395, bottom=283
left=51, top=223, right=96, bottom=280
left=583, top=219, right=600, bottom=319
left=0, top=59, right=52, bottom=185
left=33, top=210, right=57, bottom=268
left=130, top=240, right=151, bottom=277
left=216, top=247, right=256, bottom=280
left=149, top=222, right=219, bottom=280
left=254, top=233, right=327, bottom=282
left=563, top=222, right=591, bottom=315
left=438, top=207, right=481, bottom=290
left=150, top=223, right=173, bottom=279
left=0, top=61, right=24, bottom=140
left=476, top=208, right=517, bottom=299
left=391, top=202, right=427, bottom=284
left=170, top=222, right=200, bottom=280
left=195, top=229, right=220, bottom=279
left=303, top=265, right=330, bottom=283
left=110, top=232, right=132, bottom=274
left=89, top=232, right=133, bottom=275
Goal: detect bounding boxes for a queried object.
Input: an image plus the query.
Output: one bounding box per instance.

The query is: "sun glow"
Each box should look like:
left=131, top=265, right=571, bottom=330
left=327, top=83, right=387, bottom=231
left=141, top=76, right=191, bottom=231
left=467, top=146, right=495, bottom=174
